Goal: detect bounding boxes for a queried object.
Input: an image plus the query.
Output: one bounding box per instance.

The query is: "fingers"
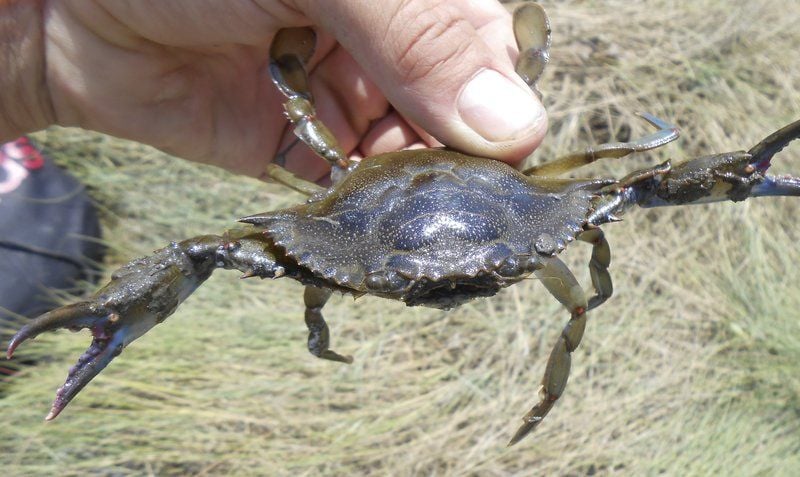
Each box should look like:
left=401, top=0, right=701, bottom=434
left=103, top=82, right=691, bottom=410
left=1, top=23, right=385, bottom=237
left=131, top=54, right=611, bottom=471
left=359, top=112, right=424, bottom=157
left=6, top=302, right=107, bottom=359
left=294, top=0, right=547, bottom=166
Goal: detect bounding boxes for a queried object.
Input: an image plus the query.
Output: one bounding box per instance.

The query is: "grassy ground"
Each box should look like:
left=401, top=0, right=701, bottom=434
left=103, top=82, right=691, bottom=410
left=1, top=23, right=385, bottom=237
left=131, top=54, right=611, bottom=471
left=2, top=0, right=799, bottom=475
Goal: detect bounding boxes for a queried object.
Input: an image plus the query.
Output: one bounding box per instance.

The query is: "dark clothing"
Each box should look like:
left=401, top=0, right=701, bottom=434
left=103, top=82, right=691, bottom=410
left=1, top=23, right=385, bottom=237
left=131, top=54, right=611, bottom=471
left=0, top=137, right=103, bottom=324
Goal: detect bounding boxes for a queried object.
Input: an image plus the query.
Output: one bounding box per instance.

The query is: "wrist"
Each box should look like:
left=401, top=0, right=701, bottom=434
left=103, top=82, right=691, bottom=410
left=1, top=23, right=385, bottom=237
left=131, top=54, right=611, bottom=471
left=0, top=1, right=53, bottom=142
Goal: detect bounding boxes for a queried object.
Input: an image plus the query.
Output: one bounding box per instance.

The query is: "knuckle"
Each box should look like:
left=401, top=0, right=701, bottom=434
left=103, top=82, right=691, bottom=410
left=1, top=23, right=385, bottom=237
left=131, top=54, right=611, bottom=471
left=387, top=0, right=476, bottom=86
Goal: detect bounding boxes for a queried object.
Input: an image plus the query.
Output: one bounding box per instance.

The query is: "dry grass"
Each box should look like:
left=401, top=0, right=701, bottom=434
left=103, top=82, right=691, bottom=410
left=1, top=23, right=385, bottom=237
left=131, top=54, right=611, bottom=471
left=2, top=0, right=799, bottom=475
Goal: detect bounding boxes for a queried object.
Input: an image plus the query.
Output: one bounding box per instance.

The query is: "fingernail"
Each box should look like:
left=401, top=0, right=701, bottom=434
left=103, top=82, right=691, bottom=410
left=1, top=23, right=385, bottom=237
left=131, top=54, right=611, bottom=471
left=457, top=69, right=543, bottom=142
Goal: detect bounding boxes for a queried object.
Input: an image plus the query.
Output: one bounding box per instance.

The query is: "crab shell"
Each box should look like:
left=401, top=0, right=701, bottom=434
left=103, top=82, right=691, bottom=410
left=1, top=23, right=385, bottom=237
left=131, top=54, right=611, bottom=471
left=249, top=149, right=601, bottom=309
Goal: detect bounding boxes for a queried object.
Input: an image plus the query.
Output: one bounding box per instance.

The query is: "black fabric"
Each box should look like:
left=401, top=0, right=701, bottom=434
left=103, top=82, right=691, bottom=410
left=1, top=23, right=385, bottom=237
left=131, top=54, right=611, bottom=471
left=0, top=137, right=104, bottom=324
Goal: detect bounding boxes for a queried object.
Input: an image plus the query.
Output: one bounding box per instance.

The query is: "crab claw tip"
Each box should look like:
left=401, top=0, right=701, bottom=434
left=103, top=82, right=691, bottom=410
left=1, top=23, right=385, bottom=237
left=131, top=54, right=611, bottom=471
left=506, top=428, right=528, bottom=447
left=7, top=330, right=29, bottom=360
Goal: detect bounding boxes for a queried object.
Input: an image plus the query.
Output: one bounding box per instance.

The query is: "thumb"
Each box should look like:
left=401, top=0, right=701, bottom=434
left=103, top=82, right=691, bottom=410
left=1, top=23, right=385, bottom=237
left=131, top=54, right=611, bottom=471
left=297, top=0, right=547, bottom=164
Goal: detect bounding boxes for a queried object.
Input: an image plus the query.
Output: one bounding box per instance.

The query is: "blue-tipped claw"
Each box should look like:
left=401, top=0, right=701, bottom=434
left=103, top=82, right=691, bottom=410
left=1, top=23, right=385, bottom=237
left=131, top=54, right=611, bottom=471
left=746, top=118, right=800, bottom=198
left=748, top=118, right=800, bottom=172
left=751, top=175, right=800, bottom=198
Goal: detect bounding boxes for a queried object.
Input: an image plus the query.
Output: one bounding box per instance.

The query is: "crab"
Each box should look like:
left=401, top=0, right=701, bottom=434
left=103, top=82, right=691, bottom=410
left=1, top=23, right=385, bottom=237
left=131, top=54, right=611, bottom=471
left=6, top=2, right=800, bottom=446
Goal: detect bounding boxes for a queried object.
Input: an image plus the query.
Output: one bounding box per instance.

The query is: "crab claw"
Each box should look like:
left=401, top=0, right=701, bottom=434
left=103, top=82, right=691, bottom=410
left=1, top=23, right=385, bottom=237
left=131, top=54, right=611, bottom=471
left=5, top=239, right=220, bottom=420
left=747, top=118, right=800, bottom=198
left=747, top=118, right=800, bottom=172
left=7, top=300, right=158, bottom=420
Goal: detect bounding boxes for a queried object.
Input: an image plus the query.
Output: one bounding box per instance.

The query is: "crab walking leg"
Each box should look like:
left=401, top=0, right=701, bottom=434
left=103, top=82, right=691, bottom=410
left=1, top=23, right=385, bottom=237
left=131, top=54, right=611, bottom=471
left=523, top=114, right=680, bottom=177
left=6, top=229, right=288, bottom=420
left=262, top=164, right=326, bottom=196
left=578, top=228, right=613, bottom=310
left=507, top=2, right=551, bottom=99
left=303, top=286, right=353, bottom=364
left=269, top=27, right=351, bottom=180
left=508, top=4, right=676, bottom=178
left=509, top=256, right=588, bottom=446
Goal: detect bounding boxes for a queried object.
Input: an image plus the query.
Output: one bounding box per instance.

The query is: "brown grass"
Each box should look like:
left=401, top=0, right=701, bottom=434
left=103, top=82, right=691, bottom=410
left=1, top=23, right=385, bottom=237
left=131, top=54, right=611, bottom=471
left=2, top=0, right=799, bottom=475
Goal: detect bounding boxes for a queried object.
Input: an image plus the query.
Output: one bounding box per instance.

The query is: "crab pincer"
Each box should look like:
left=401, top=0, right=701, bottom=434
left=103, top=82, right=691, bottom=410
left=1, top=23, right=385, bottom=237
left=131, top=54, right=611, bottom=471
left=748, top=119, right=800, bottom=197
left=6, top=232, right=287, bottom=420
left=7, top=302, right=137, bottom=420
left=5, top=238, right=219, bottom=420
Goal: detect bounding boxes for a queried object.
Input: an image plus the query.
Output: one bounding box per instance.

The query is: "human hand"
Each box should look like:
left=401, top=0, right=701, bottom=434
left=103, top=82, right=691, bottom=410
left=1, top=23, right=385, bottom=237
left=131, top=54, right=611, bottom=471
left=3, top=0, right=547, bottom=181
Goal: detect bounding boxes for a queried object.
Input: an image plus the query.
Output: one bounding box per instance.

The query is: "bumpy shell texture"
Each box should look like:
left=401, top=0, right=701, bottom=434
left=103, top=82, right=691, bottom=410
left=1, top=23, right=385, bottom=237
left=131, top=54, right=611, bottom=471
left=252, top=150, right=596, bottom=295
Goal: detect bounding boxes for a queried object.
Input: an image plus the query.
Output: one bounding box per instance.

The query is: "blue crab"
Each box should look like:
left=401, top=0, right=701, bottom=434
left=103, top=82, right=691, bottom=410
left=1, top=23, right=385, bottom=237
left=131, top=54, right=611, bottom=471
left=6, top=2, right=800, bottom=446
